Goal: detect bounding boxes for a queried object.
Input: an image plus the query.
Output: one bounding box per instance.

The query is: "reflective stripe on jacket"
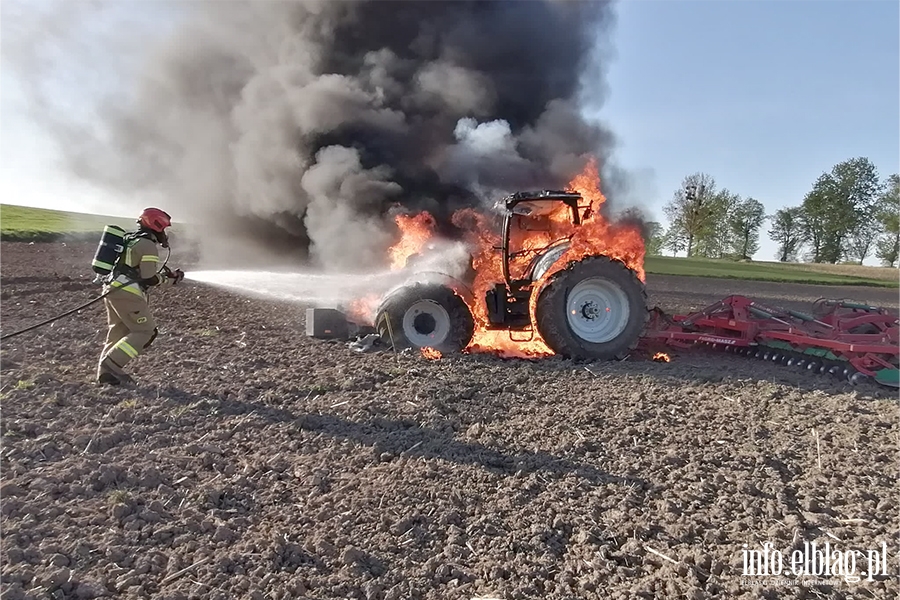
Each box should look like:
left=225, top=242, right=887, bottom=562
left=109, top=276, right=145, bottom=298
left=108, top=236, right=163, bottom=298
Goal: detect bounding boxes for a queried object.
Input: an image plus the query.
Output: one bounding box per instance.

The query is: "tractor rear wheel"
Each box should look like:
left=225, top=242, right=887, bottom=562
left=374, top=284, right=474, bottom=353
left=535, top=256, right=648, bottom=360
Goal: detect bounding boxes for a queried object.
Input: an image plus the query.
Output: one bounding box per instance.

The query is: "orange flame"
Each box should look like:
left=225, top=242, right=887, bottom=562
left=449, top=208, right=550, bottom=357
left=420, top=347, right=442, bottom=360
left=350, top=156, right=646, bottom=359
left=559, top=157, right=645, bottom=282
left=455, top=157, right=645, bottom=358
left=347, top=294, right=381, bottom=324
left=652, top=352, right=671, bottom=362
left=389, top=212, right=437, bottom=270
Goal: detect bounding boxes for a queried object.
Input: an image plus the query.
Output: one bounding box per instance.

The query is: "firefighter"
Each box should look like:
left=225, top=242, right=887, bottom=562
left=96, top=207, right=184, bottom=385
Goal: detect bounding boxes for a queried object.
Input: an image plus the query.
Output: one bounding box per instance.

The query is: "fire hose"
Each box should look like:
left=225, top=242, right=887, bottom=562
left=0, top=249, right=177, bottom=342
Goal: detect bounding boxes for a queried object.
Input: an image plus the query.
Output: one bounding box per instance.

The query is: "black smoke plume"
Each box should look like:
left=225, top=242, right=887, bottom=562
left=3, top=0, right=619, bottom=270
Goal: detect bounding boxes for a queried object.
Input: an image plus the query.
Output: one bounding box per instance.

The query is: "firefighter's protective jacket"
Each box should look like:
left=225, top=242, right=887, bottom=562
left=108, top=234, right=174, bottom=299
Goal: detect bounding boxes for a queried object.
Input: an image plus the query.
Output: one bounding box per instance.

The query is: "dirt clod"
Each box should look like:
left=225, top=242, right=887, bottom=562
left=1, top=242, right=898, bottom=599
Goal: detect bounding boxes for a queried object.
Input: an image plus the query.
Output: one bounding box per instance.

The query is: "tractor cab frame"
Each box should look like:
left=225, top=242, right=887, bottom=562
left=486, top=190, right=584, bottom=330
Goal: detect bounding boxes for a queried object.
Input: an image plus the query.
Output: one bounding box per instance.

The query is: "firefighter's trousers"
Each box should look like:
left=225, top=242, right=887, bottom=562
left=96, top=286, right=158, bottom=378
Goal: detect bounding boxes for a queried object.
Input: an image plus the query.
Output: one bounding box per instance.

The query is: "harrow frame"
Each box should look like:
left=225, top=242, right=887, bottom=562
left=641, top=295, right=899, bottom=386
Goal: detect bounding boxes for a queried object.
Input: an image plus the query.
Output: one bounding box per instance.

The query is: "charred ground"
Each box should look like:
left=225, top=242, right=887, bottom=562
left=1, top=241, right=898, bottom=600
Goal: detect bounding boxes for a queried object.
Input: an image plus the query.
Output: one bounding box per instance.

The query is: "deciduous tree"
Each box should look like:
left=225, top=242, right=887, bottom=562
left=768, top=207, right=804, bottom=262
left=846, top=212, right=882, bottom=265
left=662, top=223, right=687, bottom=257
left=662, top=173, right=717, bottom=258
left=694, top=189, right=738, bottom=259
left=800, top=158, right=882, bottom=263
left=727, top=197, right=766, bottom=260
left=644, top=221, right=664, bottom=256
left=875, top=174, right=899, bottom=267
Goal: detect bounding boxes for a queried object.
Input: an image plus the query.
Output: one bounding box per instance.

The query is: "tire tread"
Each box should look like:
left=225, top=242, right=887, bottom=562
left=374, top=284, right=474, bottom=353
left=535, top=256, right=648, bottom=360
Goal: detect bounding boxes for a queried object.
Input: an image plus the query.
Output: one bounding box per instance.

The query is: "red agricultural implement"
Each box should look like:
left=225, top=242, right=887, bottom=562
left=641, top=296, right=900, bottom=388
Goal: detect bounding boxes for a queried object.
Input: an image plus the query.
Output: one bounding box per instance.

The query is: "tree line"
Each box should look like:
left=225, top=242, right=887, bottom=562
left=639, top=157, right=899, bottom=267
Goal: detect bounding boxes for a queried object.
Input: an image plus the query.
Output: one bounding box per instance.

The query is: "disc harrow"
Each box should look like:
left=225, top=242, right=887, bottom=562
left=640, top=295, right=900, bottom=388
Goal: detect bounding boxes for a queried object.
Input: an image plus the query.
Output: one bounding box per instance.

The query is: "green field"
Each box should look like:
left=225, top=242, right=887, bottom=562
left=2, top=204, right=897, bottom=287
left=646, top=255, right=898, bottom=288
left=0, top=204, right=135, bottom=242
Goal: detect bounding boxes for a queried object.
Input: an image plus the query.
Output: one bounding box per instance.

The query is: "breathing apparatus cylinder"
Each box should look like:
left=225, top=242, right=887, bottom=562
left=92, top=225, right=127, bottom=276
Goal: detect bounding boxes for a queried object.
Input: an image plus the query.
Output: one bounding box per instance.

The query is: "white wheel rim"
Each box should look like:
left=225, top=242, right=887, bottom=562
left=565, top=277, right=630, bottom=343
left=402, top=300, right=451, bottom=347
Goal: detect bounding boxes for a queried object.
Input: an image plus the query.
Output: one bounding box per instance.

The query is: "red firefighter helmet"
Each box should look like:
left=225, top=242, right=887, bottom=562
left=138, top=207, right=171, bottom=233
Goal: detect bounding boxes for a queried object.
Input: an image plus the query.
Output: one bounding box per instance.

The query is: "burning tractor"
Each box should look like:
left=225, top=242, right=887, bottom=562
left=372, top=189, right=648, bottom=360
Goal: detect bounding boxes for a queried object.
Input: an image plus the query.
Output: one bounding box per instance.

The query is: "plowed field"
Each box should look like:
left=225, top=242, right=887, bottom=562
left=2, top=241, right=897, bottom=600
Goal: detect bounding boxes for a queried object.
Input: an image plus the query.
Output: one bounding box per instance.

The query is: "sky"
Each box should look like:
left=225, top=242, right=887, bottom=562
left=1, top=0, right=898, bottom=263
left=597, top=0, right=899, bottom=261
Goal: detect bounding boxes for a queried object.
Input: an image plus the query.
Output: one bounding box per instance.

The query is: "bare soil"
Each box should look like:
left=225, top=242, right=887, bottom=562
left=2, top=242, right=898, bottom=600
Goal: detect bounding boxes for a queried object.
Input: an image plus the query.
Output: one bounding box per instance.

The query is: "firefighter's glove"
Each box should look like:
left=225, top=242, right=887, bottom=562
left=161, top=266, right=184, bottom=286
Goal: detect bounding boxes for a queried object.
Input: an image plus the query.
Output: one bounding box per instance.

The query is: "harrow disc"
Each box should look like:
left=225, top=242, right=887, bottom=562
left=642, top=294, right=898, bottom=388
left=875, top=368, right=900, bottom=388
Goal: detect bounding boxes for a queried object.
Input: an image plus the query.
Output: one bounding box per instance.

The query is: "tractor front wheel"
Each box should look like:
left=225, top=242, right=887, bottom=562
left=535, top=256, right=648, bottom=360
